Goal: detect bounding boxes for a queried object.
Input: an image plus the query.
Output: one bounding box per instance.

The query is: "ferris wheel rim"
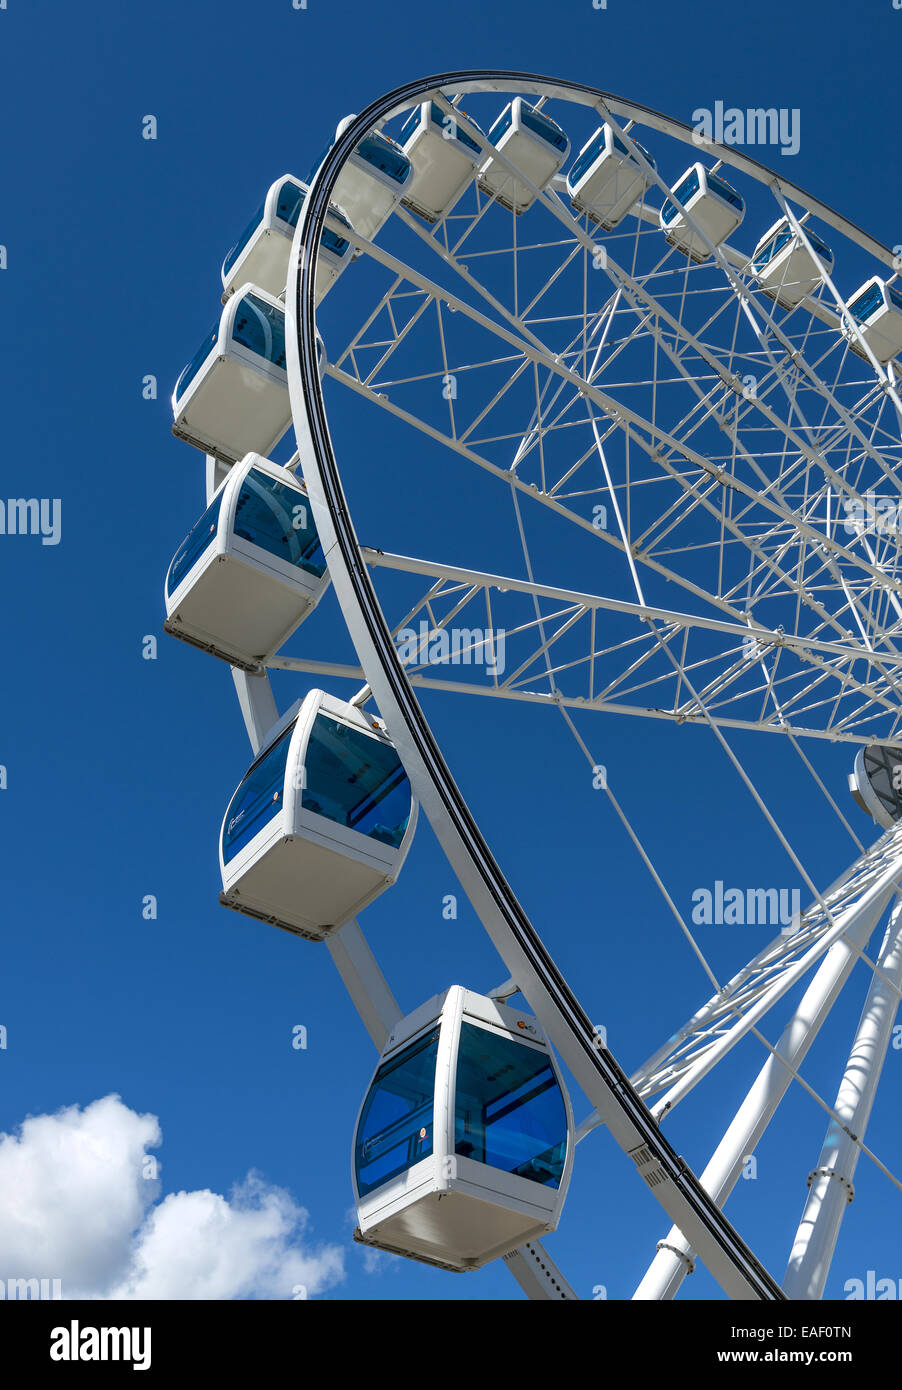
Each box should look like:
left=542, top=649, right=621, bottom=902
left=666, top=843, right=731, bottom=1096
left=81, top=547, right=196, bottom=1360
left=285, top=69, right=799, bottom=1301
left=281, top=72, right=902, bottom=758
left=357, top=69, right=896, bottom=269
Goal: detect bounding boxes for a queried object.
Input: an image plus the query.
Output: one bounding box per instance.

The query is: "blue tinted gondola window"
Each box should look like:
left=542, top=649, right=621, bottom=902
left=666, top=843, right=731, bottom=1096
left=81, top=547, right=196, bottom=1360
left=804, top=227, right=833, bottom=263
left=400, top=106, right=422, bottom=144
left=611, top=133, right=653, bottom=167
left=706, top=172, right=743, bottom=210
left=272, top=179, right=350, bottom=257
left=355, top=1027, right=440, bottom=1196
left=753, top=227, right=792, bottom=271
left=888, top=284, right=902, bottom=314
left=850, top=282, right=884, bottom=323
left=487, top=105, right=514, bottom=147
left=357, top=133, right=411, bottom=186
left=222, top=201, right=266, bottom=279
left=426, top=101, right=481, bottom=154
left=519, top=104, right=568, bottom=152
left=231, top=294, right=287, bottom=370
left=454, top=1023, right=567, bottom=1188
left=567, top=130, right=607, bottom=188
left=322, top=215, right=352, bottom=259
left=166, top=488, right=225, bottom=599
left=274, top=179, right=304, bottom=228
left=662, top=167, right=700, bottom=226
left=174, top=321, right=220, bottom=403
left=234, top=468, right=326, bottom=577
left=303, top=714, right=411, bottom=847
left=221, top=724, right=294, bottom=863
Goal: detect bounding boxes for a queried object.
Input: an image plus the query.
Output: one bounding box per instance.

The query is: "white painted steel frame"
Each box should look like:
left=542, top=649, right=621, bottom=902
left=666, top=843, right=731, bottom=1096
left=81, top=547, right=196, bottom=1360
left=286, top=70, right=787, bottom=1302
left=185, top=71, right=902, bottom=1299
left=200, top=458, right=572, bottom=1295
left=633, top=874, right=898, bottom=1299
left=783, top=895, right=902, bottom=1299
left=311, top=196, right=902, bottom=747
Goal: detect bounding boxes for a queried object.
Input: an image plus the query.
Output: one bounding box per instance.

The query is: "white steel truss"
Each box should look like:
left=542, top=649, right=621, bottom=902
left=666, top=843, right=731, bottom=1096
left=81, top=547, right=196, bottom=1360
left=174, top=71, right=902, bottom=1300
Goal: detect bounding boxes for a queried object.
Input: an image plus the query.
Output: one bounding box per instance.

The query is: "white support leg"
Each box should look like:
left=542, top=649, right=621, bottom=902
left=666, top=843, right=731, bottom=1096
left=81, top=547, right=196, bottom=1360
left=326, top=918, right=402, bottom=1051
left=503, top=1241, right=578, bottom=1299
left=205, top=453, right=231, bottom=500
left=783, top=895, right=902, bottom=1299
left=231, top=667, right=279, bottom=756
left=633, top=883, right=893, bottom=1300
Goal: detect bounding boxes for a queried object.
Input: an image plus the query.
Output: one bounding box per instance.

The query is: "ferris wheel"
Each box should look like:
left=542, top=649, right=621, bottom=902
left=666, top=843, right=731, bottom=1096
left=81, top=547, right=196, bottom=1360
left=164, top=70, right=902, bottom=1300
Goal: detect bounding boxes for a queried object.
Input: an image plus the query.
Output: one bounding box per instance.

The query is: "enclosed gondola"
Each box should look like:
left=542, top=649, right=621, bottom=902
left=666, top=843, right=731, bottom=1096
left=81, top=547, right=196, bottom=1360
left=841, top=276, right=902, bottom=363
left=660, top=163, right=745, bottom=263
left=219, top=689, right=417, bottom=940
left=478, top=98, right=570, bottom=215
left=567, top=123, right=656, bottom=230
left=752, top=216, right=834, bottom=308
left=325, top=117, right=413, bottom=242
left=172, top=285, right=291, bottom=462
left=220, top=174, right=354, bottom=304
left=352, top=986, right=574, bottom=1272
left=399, top=101, right=484, bottom=224
left=163, top=453, right=328, bottom=670
left=849, top=745, right=902, bottom=829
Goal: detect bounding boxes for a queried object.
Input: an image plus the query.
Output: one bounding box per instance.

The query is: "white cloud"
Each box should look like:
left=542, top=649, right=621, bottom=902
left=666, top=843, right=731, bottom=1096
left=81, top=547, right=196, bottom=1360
left=111, top=1175, right=343, bottom=1300
left=0, top=1095, right=344, bottom=1300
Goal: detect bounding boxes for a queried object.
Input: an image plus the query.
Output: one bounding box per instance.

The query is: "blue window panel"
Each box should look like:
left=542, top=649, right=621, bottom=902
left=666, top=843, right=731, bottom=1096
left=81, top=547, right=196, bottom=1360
left=303, top=714, right=411, bottom=848
left=454, top=1023, right=568, bottom=1188
left=400, top=107, right=420, bottom=143
left=355, top=1027, right=440, bottom=1196
left=662, top=166, right=700, bottom=226
left=222, top=724, right=294, bottom=863
left=428, top=101, right=481, bottom=153
left=274, top=179, right=304, bottom=228
left=231, top=293, right=287, bottom=370
left=850, top=282, right=884, bottom=323
left=174, top=321, right=220, bottom=404
left=753, top=227, right=793, bottom=272
left=568, top=129, right=606, bottom=188
left=571, top=129, right=655, bottom=190
left=487, top=104, right=515, bottom=147
left=403, top=102, right=482, bottom=154
left=166, top=487, right=225, bottom=599
left=321, top=220, right=352, bottom=259
left=272, top=180, right=350, bottom=259
left=706, top=171, right=744, bottom=211
left=233, top=468, right=326, bottom=578
left=222, top=201, right=266, bottom=279
left=805, top=227, right=833, bottom=263
left=357, top=132, right=411, bottom=186
left=519, top=103, right=568, bottom=152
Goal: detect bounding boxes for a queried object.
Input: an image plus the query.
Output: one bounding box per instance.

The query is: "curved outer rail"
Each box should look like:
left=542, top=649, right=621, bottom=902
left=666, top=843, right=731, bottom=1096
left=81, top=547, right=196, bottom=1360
left=286, top=70, right=786, bottom=1300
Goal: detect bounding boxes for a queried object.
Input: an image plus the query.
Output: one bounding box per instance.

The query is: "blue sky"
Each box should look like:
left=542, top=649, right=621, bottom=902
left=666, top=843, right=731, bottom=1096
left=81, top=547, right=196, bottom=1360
left=1, top=0, right=901, bottom=1301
